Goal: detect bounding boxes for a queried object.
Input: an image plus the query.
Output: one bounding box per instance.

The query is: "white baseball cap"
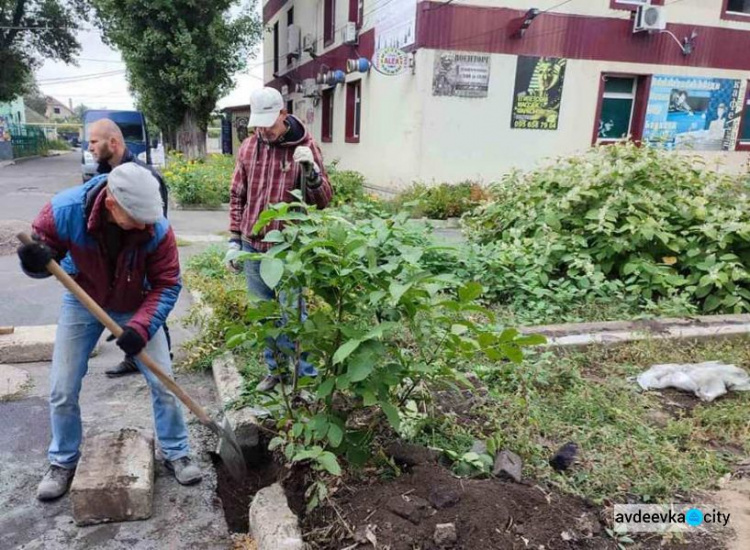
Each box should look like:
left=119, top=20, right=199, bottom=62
left=248, top=87, right=284, bottom=128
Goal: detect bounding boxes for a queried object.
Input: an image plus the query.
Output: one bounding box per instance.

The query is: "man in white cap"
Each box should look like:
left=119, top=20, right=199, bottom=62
left=18, top=163, right=201, bottom=501
left=227, top=86, right=333, bottom=392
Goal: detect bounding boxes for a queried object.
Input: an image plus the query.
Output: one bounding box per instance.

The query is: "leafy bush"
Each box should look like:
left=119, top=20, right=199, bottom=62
left=327, top=163, right=366, bottom=206
left=163, top=153, right=235, bottom=207
left=46, top=138, right=71, bottom=151
left=393, top=181, right=489, bottom=219
left=463, top=143, right=750, bottom=314
left=224, top=196, right=540, bottom=491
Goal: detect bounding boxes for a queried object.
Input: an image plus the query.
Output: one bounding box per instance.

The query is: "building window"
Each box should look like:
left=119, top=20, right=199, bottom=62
left=273, top=21, right=279, bottom=74
left=349, top=0, right=362, bottom=27
left=725, top=0, right=750, bottom=17
left=738, top=83, right=750, bottom=151
left=594, top=74, right=650, bottom=144
left=346, top=80, right=361, bottom=143
left=324, top=0, right=335, bottom=47
left=53, top=107, right=61, bottom=114
left=286, top=100, right=294, bottom=115
left=610, top=0, right=663, bottom=10
left=322, top=89, right=334, bottom=143
left=286, top=7, right=295, bottom=67
left=598, top=77, right=637, bottom=142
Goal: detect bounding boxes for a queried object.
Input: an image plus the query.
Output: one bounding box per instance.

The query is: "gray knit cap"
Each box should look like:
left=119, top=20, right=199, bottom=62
left=107, top=163, right=163, bottom=224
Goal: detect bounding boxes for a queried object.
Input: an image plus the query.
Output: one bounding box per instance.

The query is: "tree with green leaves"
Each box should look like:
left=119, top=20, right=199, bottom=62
left=0, top=0, right=87, bottom=102
left=91, top=0, right=261, bottom=158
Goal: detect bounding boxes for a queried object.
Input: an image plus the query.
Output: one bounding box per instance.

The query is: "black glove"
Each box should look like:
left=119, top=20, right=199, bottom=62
left=116, top=327, right=146, bottom=356
left=18, top=241, right=53, bottom=275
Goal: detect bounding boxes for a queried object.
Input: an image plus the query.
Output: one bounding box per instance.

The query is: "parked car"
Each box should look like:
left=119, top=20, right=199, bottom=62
left=81, top=110, right=151, bottom=181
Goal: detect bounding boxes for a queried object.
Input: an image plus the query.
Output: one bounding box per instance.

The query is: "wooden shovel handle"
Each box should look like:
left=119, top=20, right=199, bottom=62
left=17, top=232, right=214, bottom=427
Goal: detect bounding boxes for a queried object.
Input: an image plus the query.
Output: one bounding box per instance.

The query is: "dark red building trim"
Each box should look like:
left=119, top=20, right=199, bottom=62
left=263, top=0, right=288, bottom=24
left=609, top=0, right=664, bottom=10
left=721, top=0, right=750, bottom=22
left=417, top=2, right=750, bottom=71
left=266, top=29, right=374, bottom=91
left=321, top=88, right=334, bottom=143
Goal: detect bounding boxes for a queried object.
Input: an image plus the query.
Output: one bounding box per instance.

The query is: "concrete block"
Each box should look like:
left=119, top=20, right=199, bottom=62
left=0, top=325, right=99, bottom=363
left=212, top=352, right=259, bottom=449
left=249, top=483, right=303, bottom=550
left=70, top=429, right=154, bottom=526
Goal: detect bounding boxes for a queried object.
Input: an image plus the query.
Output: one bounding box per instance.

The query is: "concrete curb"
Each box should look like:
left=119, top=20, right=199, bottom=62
left=249, top=483, right=304, bottom=550
left=520, top=314, right=750, bottom=349
left=212, top=352, right=259, bottom=449
left=0, top=325, right=101, bottom=364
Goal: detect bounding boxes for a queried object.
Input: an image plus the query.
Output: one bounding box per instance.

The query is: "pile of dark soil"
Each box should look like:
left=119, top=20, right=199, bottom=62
left=304, top=462, right=722, bottom=549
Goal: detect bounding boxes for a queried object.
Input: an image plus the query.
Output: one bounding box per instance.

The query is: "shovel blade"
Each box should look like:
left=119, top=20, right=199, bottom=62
left=213, top=417, right=248, bottom=482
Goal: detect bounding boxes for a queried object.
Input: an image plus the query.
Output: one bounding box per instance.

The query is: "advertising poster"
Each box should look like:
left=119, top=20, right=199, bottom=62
left=643, top=75, right=747, bottom=150
left=432, top=52, right=491, bottom=98
left=511, top=56, right=567, bottom=131
left=372, top=0, right=416, bottom=50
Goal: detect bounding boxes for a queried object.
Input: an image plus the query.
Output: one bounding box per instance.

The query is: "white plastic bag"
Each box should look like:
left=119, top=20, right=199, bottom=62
left=637, top=361, right=750, bottom=402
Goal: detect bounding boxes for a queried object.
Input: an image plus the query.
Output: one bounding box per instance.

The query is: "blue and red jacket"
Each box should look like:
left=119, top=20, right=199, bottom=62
left=30, top=175, right=181, bottom=343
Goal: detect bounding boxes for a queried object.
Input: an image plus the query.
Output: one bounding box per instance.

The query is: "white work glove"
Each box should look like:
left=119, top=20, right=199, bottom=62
left=293, top=146, right=320, bottom=178
left=225, top=241, right=243, bottom=274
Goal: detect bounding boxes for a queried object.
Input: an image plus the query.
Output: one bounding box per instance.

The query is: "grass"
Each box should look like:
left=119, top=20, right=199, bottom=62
left=415, top=337, right=750, bottom=504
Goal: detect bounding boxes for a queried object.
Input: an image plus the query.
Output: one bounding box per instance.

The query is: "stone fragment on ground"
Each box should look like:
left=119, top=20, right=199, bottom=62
left=70, top=428, right=154, bottom=526
left=493, top=449, right=523, bottom=482
left=434, top=522, right=457, bottom=548
left=428, top=486, right=461, bottom=509
left=386, top=495, right=433, bottom=525
left=248, top=482, right=303, bottom=550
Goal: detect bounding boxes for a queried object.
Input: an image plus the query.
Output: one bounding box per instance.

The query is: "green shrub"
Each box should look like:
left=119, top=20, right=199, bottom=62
left=225, top=199, right=539, bottom=493
left=463, top=143, right=750, bottom=315
left=327, top=163, right=366, bottom=206
left=393, top=181, right=489, bottom=219
left=163, top=153, right=235, bottom=206
left=46, top=138, right=71, bottom=151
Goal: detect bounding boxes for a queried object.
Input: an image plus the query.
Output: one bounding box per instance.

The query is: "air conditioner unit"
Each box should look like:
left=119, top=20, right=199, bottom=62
left=302, top=34, right=316, bottom=55
left=634, top=5, right=666, bottom=32
left=342, top=21, right=358, bottom=45
left=287, top=24, right=301, bottom=58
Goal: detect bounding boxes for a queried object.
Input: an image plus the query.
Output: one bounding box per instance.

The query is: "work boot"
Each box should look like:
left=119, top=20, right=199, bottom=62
left=37, top=465, right=76, bottom=501
left=165, top=457, right=202, bottom=486
left=255, top=374, right=284, bottom=393
left=105, top=356, right=139, bottom=378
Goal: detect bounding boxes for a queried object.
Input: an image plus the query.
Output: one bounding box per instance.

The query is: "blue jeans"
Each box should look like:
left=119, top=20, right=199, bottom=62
left=242, top=242, right=317, bottom=378
left=49, top=292, right=190, bottom=469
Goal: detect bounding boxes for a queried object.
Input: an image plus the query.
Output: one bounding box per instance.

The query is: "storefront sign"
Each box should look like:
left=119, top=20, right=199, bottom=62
left=643, top=75, right=747, bottom=151
left=511, top=56, right=567, bottom=131
left=373, top=48, right=409, bottom=76
left=373, top=0, right=416, bottom=50
left=432, top=52, right=490, bottom=98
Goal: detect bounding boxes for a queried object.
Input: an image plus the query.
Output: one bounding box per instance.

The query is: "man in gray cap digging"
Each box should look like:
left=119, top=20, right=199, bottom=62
left=17, top=162, right=201, bottom=501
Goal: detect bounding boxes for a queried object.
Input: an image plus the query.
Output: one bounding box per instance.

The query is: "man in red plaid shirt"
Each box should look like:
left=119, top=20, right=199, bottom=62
left=227, top=87, right=333, bottom=392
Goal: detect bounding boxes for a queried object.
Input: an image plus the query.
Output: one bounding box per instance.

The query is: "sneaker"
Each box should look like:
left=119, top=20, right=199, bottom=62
left=165, top=457, right=202, bottom=486
left=255, top=374, right=283, bottom=392
left=105, top=356, right=139, bottom=378
left=37, top=465, right=76, bottom=501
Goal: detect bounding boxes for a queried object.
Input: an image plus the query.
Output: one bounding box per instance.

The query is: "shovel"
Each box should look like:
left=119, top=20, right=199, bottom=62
left=17, top=232, right=247, bottom=481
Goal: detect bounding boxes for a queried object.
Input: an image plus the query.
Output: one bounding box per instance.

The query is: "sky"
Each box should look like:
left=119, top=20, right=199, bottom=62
left=36, top=5, right=265, bottom=113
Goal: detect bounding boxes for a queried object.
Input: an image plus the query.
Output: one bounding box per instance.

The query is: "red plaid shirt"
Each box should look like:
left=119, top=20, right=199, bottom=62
left=229, top=116, right=333, bottom=251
